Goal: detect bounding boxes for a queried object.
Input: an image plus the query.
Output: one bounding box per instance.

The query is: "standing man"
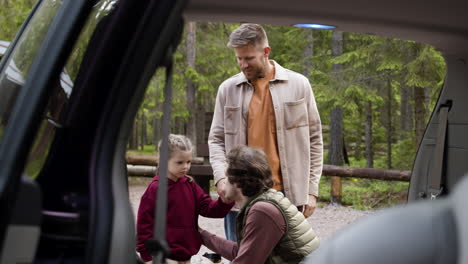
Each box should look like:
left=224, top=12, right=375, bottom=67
left=200, top=146, right=320, bottom=264
left=208, top=23, right=323, bottom=242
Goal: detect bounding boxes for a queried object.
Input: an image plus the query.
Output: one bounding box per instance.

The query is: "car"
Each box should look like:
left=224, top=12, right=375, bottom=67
left=0, top=0, right=467, bottom=263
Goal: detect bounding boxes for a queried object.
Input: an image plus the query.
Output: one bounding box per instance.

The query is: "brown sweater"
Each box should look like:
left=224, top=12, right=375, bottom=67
left=200, top=202, right=286, bottom=263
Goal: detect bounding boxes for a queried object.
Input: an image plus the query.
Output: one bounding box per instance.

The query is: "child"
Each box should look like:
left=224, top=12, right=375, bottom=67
left=136, top=134, right=233, bottom=264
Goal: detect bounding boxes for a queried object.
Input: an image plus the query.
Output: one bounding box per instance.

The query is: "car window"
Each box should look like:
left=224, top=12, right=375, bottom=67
left=0, top=0, right=118, bottom=179
left=24, top=0, right=119, bottom=179
left=0, top=0, right=62, bottom=143
left=0, top=40, right=8, bottom=58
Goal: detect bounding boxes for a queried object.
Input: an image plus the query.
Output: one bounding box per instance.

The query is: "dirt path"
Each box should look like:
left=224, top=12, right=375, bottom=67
left=129, top=179, right=375, bottom=263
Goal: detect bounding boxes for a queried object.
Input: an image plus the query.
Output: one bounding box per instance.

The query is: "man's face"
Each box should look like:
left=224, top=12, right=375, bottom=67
left=167, top=150, right=192, bottom=181
left=225, top=177, right=242, bottom=201
left=234, top=44, right=270, bottom=81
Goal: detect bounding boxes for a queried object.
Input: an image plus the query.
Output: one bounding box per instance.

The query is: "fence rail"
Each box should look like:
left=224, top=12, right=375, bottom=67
left=126, top=154, right=411, bottom=196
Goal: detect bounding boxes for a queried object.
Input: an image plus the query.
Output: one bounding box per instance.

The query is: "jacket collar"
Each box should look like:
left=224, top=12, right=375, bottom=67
left=234, top=60, right=289, bottom=86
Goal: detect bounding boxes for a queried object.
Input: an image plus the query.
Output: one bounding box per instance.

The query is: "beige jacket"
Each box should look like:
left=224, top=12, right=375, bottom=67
left=208, top=61, right=323, bottom=206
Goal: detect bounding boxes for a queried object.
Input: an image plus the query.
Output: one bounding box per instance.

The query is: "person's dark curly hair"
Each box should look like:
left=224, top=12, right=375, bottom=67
left=226, top=146, right=274, bottom=197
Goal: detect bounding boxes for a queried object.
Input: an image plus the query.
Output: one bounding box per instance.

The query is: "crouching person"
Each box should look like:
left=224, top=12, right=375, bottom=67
left=200, top=146, right=320, bottom=264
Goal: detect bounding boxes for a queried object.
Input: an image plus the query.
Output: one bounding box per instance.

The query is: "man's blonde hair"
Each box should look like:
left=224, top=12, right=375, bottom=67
left=227, top=23, right=269, bottom=49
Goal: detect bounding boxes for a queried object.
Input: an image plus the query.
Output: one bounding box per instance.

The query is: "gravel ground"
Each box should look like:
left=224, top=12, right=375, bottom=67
left=129, top=178, right=376, bottom=264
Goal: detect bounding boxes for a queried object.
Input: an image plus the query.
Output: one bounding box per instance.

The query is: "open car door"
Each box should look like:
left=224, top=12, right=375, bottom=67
left=0, top=0, right=185, bottom=263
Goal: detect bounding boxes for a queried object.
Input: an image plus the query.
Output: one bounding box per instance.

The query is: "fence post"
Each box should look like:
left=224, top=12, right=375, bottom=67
left=331, top=176, right=342, bottom=204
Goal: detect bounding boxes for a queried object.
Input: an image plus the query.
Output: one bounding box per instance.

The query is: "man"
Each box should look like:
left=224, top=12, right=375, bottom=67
left=200, top=146, right=320, bottom=264
left=208, top=23, right=323, bottom=242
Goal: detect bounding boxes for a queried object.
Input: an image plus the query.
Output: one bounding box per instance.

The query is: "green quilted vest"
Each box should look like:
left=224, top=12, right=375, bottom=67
left=236, top=189, right=320, bottom=264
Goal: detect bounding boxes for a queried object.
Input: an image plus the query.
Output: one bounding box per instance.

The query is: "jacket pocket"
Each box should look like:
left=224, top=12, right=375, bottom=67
left=284, top=98, right=308, bottom=130
left=224, top=106, right=241, bottom=135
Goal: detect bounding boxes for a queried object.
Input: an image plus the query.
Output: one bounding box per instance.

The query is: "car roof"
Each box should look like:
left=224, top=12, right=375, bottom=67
left=184, top=0, right=468, bottom=56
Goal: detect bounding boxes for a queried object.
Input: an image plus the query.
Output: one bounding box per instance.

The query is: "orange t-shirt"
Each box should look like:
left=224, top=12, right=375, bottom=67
left=247, top=65, right=283, bottom=190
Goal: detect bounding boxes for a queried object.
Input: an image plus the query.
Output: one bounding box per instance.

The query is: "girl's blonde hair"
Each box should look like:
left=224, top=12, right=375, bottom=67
left=158, top=134, right=193, bottom=157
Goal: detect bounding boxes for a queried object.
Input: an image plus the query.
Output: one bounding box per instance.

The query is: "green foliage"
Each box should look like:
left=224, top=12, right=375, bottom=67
left=319, top=177, right=409, bottom=210
left=391, top=133, right=417, bottom=170
left=0, top=0, right=37, bottom=41
left=2, top=3, right=448, bottom=209
left=127, top=144, right=157, bottom=156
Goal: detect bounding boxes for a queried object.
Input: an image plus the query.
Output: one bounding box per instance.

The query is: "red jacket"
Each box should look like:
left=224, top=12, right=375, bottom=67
left=136, top=175, right=233, bottom=261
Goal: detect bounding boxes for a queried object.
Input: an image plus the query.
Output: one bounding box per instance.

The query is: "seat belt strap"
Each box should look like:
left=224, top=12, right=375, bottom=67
left=428, top=101, right=451, bottom=200
left=147, top=48, right=174, bottom=264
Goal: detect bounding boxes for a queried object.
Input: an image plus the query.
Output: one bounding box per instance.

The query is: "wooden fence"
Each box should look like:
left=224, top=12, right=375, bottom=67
left=126, top=150, right=411, bottom=200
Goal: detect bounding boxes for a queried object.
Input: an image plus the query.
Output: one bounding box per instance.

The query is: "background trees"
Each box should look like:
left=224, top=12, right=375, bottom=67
left=131, top=23, right=445, bottom=172
left=0, top=2, right=446, bottom=171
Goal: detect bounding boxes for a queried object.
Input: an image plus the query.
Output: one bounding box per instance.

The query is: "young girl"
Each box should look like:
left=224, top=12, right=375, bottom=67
left=136, top=134, right=233, bottom=264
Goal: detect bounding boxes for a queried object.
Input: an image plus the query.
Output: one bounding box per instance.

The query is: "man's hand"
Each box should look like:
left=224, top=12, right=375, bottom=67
left=303, top=195, right=317, bottom=218
left=216, top=178, right=227, bottom=200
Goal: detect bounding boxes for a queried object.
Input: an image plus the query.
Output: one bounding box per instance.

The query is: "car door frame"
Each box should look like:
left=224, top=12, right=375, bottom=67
left=0, top=0, right=94, bottom=259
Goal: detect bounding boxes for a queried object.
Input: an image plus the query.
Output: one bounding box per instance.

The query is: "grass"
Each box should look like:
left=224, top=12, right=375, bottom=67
left=318, top=176, right=409, bottom=210
left=127, top=145, right=409, bottom=210
left=127, top=145, right=157, bottom=156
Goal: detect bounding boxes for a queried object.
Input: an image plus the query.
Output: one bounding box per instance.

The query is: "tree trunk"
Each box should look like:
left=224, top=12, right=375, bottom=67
left=386, top=78, right=392, bottom=169
left=204, top=112, right=214, bottom=142
left=329, top=107, right=344, bottom=166
left=400, top=84, right=414, bottom=137
left=186, top=22, right=197, bottom=149
left=140, top=111, right=146, bottom=150
left=153, top=77, right=161, bottom=148
left=153, top=118, right=161, bottom=148
left=329, top=107, right=343, bottom=203
left=414, top=86, right=427, bottom=147
left=135, top=119, right=139, bottom=150
left=195, top=102, right=205, bottom=148
left=302, top=29, right=313, bottom=77
left=129, top=121, right=137, bottom=149
left=424, top=86, right=431, bottom=114
left=329, top=31, right=344, bottom=204
left=365, top=100, right=374, bottom=168
left=173, top=117, right=185, bottom=135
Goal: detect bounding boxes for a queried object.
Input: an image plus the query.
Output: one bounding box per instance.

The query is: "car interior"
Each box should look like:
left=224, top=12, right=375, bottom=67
left=0, top=0, right=467, bottom=263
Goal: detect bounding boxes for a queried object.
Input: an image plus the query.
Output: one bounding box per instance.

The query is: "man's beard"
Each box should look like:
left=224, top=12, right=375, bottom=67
left=244, top=63, right=266, bottom=81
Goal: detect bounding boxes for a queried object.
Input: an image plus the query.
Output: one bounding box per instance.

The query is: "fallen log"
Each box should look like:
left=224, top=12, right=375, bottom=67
left=323, top=164, right=411, bottom=181
left=127, top=162, right=411, bottom=182
left=127, top=165, right=156, bottom=177
left=126, top=154, right=204, bottom=166
left=126, top=154, right=158, bottom=166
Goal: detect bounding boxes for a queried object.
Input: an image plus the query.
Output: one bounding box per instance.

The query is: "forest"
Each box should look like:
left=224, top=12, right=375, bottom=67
left=1, top=0, right=446, bottom=207
left=130, top=22, right=445, bottom=172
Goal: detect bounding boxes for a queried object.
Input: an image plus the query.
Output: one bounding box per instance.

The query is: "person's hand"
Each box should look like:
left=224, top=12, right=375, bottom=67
left=303, top=195, right=317, bottom=218
left=219, top=195, right=233, bottom=204
left=145, top=261, right=152, bottom=264
left=216, top=178, right=227, bottom=200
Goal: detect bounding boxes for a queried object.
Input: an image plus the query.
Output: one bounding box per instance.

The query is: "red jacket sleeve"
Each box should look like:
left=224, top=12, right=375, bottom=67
left=136, top=181, right=158, bottom=262
left=192, top=182, right=234, bottom=217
